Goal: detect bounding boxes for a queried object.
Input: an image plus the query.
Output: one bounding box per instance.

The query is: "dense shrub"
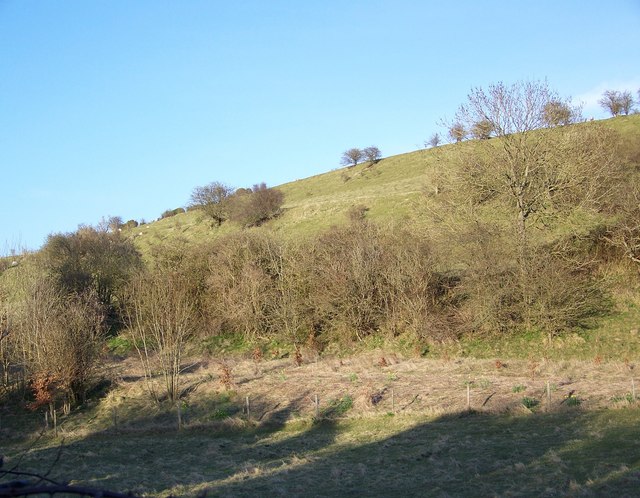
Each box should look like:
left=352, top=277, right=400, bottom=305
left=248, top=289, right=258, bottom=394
left=161, top=207, right=186, bottom=219
left=196, top=220, right=455, bottom=349
left=40, top=226, right=143, bottom=337
left=304, top=220, right=455, bottom=345
left=452, top=223, right=610, bottom=336
left=203, top=231, right=292, bottom=341
left=228, top=183, right=284, bottom=227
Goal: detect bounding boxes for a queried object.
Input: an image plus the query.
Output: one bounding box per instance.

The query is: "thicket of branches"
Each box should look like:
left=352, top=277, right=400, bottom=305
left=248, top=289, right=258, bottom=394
left=0, top=228, right=141, bottom=412
left=189, top=182, right=284, bottom=228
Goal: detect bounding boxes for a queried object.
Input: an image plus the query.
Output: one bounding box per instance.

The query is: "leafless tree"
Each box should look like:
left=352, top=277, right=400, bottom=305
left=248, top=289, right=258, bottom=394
left=0, top=290, right=13, bottom=387
left=340, top=148, right=364, bottom=167
left=426, top=132, right=441, bottom=148
left=542, top=100, right=579, bottom=127
left=449, top=80, right=621, bottom=329
left=189, top=181, right=234, bottom=226
left=599, top=90, right=624, bottom=116
left=101, top=215, right=123, bottom=233
left=5, top=269, right=106, bottom=409
left=619, top=90, right=635, bottom=115
left=448, top=122, right=466, bottom=143
left=470, top=119, right=494, bottom=139
left=123, top=270, right=198, bottom=403
left=363, top=146, right=382, bottom=164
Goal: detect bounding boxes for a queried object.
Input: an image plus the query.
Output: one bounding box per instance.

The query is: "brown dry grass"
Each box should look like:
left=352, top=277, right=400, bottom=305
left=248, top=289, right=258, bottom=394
left=5, top=352, right=640, bottom=498
left=92, top=350, right=640, bottom=429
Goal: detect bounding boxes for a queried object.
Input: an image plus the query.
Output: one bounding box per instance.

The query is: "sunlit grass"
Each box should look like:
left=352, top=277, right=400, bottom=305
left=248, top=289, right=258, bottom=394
left=5, top=406, right=640, bottom=497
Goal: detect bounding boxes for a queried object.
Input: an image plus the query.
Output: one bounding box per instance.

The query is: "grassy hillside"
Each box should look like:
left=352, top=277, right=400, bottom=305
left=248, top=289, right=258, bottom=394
left=114, top=114, right=640, bottom=360
left=125, top=146, right=435, bottom=257
left=126, top=115, right=640, bottom=256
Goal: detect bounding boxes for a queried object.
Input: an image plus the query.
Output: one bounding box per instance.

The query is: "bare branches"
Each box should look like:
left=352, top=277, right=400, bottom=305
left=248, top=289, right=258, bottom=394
left=362, top=146, right=382, bottom=164
left=443, top=80, right=622, bottom=334
left=123, top=271, right=198, bottom=403
left=599, top=89, right=636, bottom=116
left=189, top=181, right=234, bottom=226
left=0, top=439, right=138, bottom=497
left=340, top=148, right=364, bottom=167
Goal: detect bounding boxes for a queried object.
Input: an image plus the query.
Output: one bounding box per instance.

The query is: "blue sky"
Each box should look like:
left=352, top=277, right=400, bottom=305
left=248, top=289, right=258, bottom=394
left=1, top=0, right=639, bottom=253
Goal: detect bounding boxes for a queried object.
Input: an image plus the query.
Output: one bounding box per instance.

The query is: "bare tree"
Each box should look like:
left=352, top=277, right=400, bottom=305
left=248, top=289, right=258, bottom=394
left=0, top=289, right=13, bottom=387
left=189, top=181, right=234, bottom=226
left=123, top=270, right=198, bottom=403
left=363, top=146, right=382, bottom=164
left=103, top=215, right=123, bottom=233
left=599, top=90, right=624, bottom=116
left=619, top=90, right=635, bottom=115
left=340, top=148, right=364, bottom=167
left=449, top=80, right=621, bottom=329
left=448, top=122, right=466, bottom=143
left=426, top=132, right=441, bottom=148
left=470, top=119, right=494, bottom=140
left=542, top=100, right=579, bottom=127
left=7, top=273, right=106, bottom=409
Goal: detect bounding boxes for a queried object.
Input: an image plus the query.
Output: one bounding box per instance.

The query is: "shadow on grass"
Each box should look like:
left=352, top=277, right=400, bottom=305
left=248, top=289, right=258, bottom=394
left=4, top=406, right=640, bottom=497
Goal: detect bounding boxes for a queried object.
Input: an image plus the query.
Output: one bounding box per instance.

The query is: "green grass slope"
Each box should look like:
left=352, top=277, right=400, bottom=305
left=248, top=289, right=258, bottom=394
left=127, top=115, right=640, bottom=257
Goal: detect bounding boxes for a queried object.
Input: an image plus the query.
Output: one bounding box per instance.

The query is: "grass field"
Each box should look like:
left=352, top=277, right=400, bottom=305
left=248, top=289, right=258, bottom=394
left=4, top=353, right=640, bottom=497
left=5, top=409, right=640, bottom=497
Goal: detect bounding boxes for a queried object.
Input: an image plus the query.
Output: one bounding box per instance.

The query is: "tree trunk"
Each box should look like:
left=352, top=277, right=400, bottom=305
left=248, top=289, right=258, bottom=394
left=516, top=209, right=532, bottom=328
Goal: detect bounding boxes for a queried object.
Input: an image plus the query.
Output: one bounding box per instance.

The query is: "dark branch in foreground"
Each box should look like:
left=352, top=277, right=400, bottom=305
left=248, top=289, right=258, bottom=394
left=0, top=470, right=139, bottom=497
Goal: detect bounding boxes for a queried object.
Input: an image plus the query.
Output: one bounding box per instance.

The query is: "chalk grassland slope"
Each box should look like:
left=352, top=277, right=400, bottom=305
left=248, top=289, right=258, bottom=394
left=4, top=354, right=640, bottom=497
left=126, top=147, right=435, bottom=257
left=127, top=115, right=640, bottom=258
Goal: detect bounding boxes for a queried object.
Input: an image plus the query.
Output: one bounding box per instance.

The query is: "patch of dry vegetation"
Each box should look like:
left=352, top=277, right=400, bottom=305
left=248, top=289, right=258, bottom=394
left=4, top=353, right=640, bottom=497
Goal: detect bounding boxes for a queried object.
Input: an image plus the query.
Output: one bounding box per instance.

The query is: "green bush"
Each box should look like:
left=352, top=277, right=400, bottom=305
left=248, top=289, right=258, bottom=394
left=107, top=335, right=134, bottom=356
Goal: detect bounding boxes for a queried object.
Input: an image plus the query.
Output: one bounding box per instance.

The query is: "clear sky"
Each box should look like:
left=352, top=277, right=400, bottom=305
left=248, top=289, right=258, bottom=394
left=1, top=0, right=639, bottom=254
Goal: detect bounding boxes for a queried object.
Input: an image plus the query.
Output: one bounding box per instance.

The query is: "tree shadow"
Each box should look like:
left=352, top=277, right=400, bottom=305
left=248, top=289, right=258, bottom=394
left=210, top=407, right=640, bottom=497
left=3, top=406, right=640, bottom=497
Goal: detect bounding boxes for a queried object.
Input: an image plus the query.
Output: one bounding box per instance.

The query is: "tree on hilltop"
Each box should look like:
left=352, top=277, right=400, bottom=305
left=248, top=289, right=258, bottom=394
left=619, top=90, right=635, bottom=115
left=598, top=89, right=635, bottom=116
left=448, top=122, right=466, bottom=143
left=426, top=132, right=441, bottom=148
left=363, top=146, right=382, bottom=164
left=471, top=119, right=494, bottom=140
left=542, top=100, right=579, bottom=127
left=340, top=148, right=364, bottom=167
left=228, top=183, right=284, bottom=227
